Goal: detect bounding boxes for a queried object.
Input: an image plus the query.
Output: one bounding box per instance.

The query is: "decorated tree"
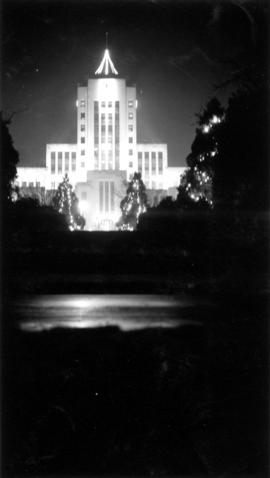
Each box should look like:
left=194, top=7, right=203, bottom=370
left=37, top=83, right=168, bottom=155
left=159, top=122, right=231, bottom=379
left=178, top=98, right=224, bottom=208
left=52, top=174, right=85, bottom=230
left=117, top=172, right=148, bottom=230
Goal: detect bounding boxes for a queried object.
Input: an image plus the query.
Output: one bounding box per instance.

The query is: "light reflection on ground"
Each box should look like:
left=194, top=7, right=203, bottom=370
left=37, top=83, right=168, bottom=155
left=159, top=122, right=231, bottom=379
left=14, top=295, right=204, bottom=332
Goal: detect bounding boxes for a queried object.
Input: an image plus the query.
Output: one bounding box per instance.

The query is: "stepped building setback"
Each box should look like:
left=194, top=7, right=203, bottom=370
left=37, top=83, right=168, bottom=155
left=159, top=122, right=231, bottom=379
left=17, top=45, right=185, bottom=230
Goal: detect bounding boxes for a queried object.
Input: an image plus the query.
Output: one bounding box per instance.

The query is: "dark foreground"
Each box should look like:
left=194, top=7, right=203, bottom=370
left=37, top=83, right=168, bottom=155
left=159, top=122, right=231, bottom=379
left=2, top=292, right=269, bottom=477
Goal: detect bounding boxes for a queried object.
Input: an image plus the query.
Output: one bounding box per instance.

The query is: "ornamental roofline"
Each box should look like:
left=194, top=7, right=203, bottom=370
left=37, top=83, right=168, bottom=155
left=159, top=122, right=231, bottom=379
left=94, top=33, right=118, bottom=76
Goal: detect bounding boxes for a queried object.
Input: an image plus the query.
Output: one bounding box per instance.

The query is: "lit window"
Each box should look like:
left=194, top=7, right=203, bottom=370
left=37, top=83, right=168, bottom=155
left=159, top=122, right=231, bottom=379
left=108, top=101, right=112, bottom=107
left=81, top=137, right=85, bottom=143
left=129, top=161, right=133, bottom=168
left=158, top=154, right=163, bottom=173
left=81, top=124, right=85, bottom=131
left=81, top=150, right=85, bottom=156
left=81, top=112, right=85, bottom=119
left=129, top=149, right=133, bottom=155
left=110, top=182, right=115, bottom=211
left=65, top=152, right=69, bottom=172
left=51, top=154, right=56, bottom=174
left=151, top=152, right=156, bottom=174
left=58, top=152, right=62, bottom=173
left=128, top=125, right=133, bottom=132
left=81, top=162, right=85, bottom=168
left=101, top=150, right=106, bottom=169
left=128, top=112, right=133, bottom=120
left=80, top=100, right=85, bottom=107
left=72, top=153, right=76, bottom=171
left=108, top=150, right=113, bottom=169
left=101, top=101, right=106, bottom=108
left=105, top=182, right=109, bottom=212
left=128, top=100, right=133, bottom=108
left=99, top=182, right=104, bottom=212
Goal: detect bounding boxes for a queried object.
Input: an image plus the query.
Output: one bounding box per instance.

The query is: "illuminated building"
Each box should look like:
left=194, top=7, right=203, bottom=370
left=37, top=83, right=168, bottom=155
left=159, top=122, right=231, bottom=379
left=17, top=47, right=186, bottom=230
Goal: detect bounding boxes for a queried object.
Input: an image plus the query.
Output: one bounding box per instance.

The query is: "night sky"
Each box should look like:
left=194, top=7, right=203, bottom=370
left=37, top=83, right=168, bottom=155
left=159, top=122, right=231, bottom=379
left=2, top=0, right=268, bottom=168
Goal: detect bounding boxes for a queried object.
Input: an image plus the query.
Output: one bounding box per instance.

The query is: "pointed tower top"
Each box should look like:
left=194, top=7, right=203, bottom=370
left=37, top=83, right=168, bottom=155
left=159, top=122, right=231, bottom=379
left=95, top=34, right=118, bottom=76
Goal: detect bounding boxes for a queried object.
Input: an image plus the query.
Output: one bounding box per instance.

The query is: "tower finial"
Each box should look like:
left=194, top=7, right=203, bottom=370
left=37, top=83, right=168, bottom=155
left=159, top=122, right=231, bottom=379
left=95, top=35, right=118, bottom=76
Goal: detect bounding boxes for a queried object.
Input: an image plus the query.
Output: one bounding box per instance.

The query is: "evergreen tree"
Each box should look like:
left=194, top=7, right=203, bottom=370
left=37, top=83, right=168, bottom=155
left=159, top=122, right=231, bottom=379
left=1, top=113, right=19, bottom=204
left=117, top=172, right=147, bottom=230
left=213, top=85, right=269, bottom=211
left=52, top=174, right=85, bottom=230
left=178, top=98, right=224, bottom=207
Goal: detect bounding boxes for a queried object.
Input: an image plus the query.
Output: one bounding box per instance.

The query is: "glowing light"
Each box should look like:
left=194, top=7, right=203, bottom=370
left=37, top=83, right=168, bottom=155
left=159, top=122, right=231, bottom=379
left=212, top=115, right=221, bottom=124
left=203, top=125, right=210, bottom=133
left=95, top=49, right=118, bottom=76
left=78, top=200, right=88, bottom=215
left=76, top=100, right=78, bottom=108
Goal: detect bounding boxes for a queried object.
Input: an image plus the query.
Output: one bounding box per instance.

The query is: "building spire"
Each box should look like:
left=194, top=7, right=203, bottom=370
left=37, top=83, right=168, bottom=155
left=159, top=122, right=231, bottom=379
left=95, top=34, right=118, bottom=76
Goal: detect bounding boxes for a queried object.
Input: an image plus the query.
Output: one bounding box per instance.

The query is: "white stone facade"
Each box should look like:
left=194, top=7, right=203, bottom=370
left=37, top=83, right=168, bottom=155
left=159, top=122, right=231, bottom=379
left=16, top=48, right=186, bottom=230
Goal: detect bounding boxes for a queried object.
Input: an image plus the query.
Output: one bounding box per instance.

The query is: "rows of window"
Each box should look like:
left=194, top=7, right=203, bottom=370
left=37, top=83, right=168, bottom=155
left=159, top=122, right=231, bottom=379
left=115, top=101, right=120, bottom=169
left=137, top=151, right=164, bottom=174
left=99, top=181, right=115, bottom=213
left=143, top=180, right=163, bottom=189
left=93, top=101, right=120, bottom=170
left=100, top=101, right=113, bottom=108
left=80, top=100, right=132, bottom=110
left=94, top=101, right=99, bottom=168
left=80, top=110, right=86, bottom=146
left=50, top=151, right=76, bottom=173
left=81, top=100, right=120, bottom=110
left=21, top=181, right=41, bottom=188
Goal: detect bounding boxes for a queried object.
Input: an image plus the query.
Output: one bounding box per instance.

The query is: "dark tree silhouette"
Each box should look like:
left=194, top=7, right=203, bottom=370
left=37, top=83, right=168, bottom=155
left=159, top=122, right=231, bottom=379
left=1, top=113, right=19, bottom=204
left=117, top=172, right=147, bottom=230
left=7, top=197, right=68, bottom=237
left=213, top=85, right=269, bottom=211
left=178, top=98, right=224, bottom=207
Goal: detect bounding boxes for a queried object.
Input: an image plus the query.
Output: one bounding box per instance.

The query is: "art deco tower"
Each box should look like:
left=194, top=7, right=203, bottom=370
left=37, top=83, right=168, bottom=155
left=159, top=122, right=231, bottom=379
left=76, top=45, right=137, bottom=179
